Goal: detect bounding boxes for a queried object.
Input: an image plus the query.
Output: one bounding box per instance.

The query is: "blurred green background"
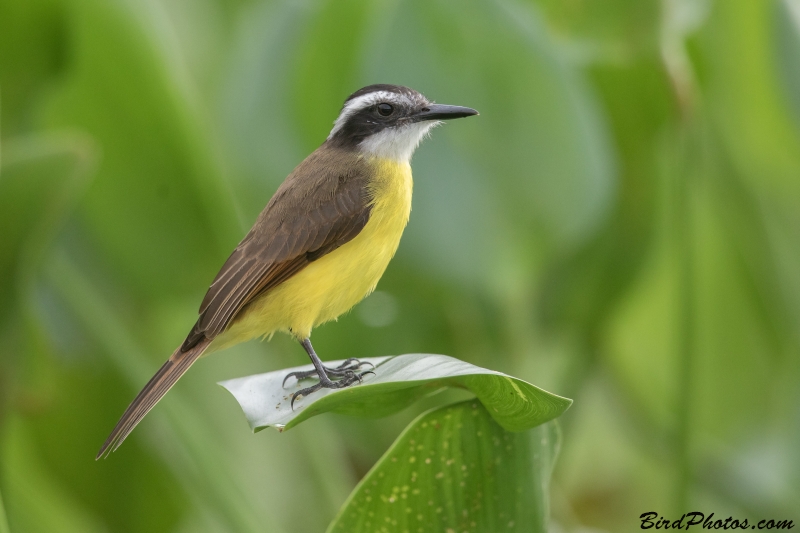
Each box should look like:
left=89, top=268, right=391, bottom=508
left=1, top=0, right=799, bottom=531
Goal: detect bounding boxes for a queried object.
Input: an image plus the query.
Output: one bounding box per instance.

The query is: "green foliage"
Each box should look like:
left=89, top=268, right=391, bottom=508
left=2, top=0, right=800, bottom=530
left=327, top=402, right=560, bottom=533
left=221, top=354, right=571, bottom=432
left=0, top=485, right=9, bottom=533
left=0, top=134, right=95, bottom=323
left=223, top=358, right=568, bottom=531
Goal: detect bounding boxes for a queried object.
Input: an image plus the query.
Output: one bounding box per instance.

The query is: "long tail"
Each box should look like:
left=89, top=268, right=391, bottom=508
left=96, top=337, right=213, bottom=459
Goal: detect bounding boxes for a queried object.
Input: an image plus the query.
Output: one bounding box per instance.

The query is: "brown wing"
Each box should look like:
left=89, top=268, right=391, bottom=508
left=181, top=146, right=372, bottom=351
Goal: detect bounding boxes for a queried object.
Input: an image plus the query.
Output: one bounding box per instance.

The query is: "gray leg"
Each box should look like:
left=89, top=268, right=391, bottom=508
left=287, top=338, right=374, bottom=408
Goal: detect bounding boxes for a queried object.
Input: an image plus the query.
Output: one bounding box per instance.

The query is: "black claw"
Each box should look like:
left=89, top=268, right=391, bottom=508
left=332, top=358, right=374, bottom=371
left=290, top=383, right=323, bottom=409
left=289, top=369, right=374, bottom=410
left=329, top=359, right=374, bottom=373
left=282, top=358, right=375, bottom=388
left=282, top=369, right=316, bottom=387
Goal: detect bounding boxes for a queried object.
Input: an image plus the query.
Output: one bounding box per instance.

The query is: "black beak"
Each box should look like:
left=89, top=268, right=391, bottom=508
left=413, top=104, right=479, bottom=122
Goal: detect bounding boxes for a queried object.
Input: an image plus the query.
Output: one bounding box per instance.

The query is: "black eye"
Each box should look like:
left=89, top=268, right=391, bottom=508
left=377, top=103, right=394, bottom=116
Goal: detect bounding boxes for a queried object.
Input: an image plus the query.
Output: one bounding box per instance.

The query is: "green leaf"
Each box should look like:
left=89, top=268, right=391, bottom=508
left=776, top=0, right=800, bottom=131
left=2, top=416, right=105, bottom=533
left=0, top=0, right=64, bottom=136
left=534, top=0, right=661, bottom=63
left=326, top=400, right=561, bottom=533
left=703, top=0, right=800, bottom=197
left=0, top=483, right=9, bottom=533
left=0, top=133, right=96, bottom=321
left=41, top=0, right=241, bottom=299
left=220, top=353, right=572, bottom=433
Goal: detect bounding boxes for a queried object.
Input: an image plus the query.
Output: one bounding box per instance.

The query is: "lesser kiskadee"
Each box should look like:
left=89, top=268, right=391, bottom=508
left=97, top=84, right=478, bottom=458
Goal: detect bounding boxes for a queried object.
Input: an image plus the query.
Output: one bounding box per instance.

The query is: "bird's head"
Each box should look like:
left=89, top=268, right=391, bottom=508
left=327, top=84, right=478, bottom=163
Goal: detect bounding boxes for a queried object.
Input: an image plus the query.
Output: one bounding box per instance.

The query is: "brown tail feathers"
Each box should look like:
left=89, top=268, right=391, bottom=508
left=96, top=337, right=213, bottom=459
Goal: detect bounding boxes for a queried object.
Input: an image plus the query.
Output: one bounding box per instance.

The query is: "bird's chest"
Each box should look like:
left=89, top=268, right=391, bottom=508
left=286, top=160, right=412, bottom=326
left=302, top=160, right=412, bottom=317
left=319, top=160, right=412, bottom=295
left=362, top=159, right=414, bottom=255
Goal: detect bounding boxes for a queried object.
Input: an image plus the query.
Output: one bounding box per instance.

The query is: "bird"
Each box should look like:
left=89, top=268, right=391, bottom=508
left=96, top=84, right=478, bottom=459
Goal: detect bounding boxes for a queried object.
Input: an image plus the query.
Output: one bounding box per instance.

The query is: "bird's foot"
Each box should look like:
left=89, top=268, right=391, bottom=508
left=289, top=368, right=374, bottom=409
left=282, top=358, right=374, bottom=387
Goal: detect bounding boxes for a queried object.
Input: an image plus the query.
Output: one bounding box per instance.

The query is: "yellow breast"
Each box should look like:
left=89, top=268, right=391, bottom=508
left=214, top=158, right=412, bottom=348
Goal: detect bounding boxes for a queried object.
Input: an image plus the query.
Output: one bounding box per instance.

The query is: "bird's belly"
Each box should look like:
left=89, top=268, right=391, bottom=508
left=217, top=159, right=412, bottom=346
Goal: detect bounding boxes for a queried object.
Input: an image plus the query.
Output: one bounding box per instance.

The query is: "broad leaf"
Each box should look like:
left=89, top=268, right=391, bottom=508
left=0, top=483, right=9, bottom=533
left=327, top=400, right=561, bottom=533
left=0, top=134, right=95, bottom=319
left=220, top=353, right=572, bottom=433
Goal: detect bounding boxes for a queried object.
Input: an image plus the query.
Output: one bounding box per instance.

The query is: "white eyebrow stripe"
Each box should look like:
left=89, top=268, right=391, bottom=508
left=327, top=91, right=404, bottom=139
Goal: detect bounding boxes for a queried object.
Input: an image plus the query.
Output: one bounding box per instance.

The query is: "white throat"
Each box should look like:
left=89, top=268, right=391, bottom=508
left=358, top=122, right=439, bottom=163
